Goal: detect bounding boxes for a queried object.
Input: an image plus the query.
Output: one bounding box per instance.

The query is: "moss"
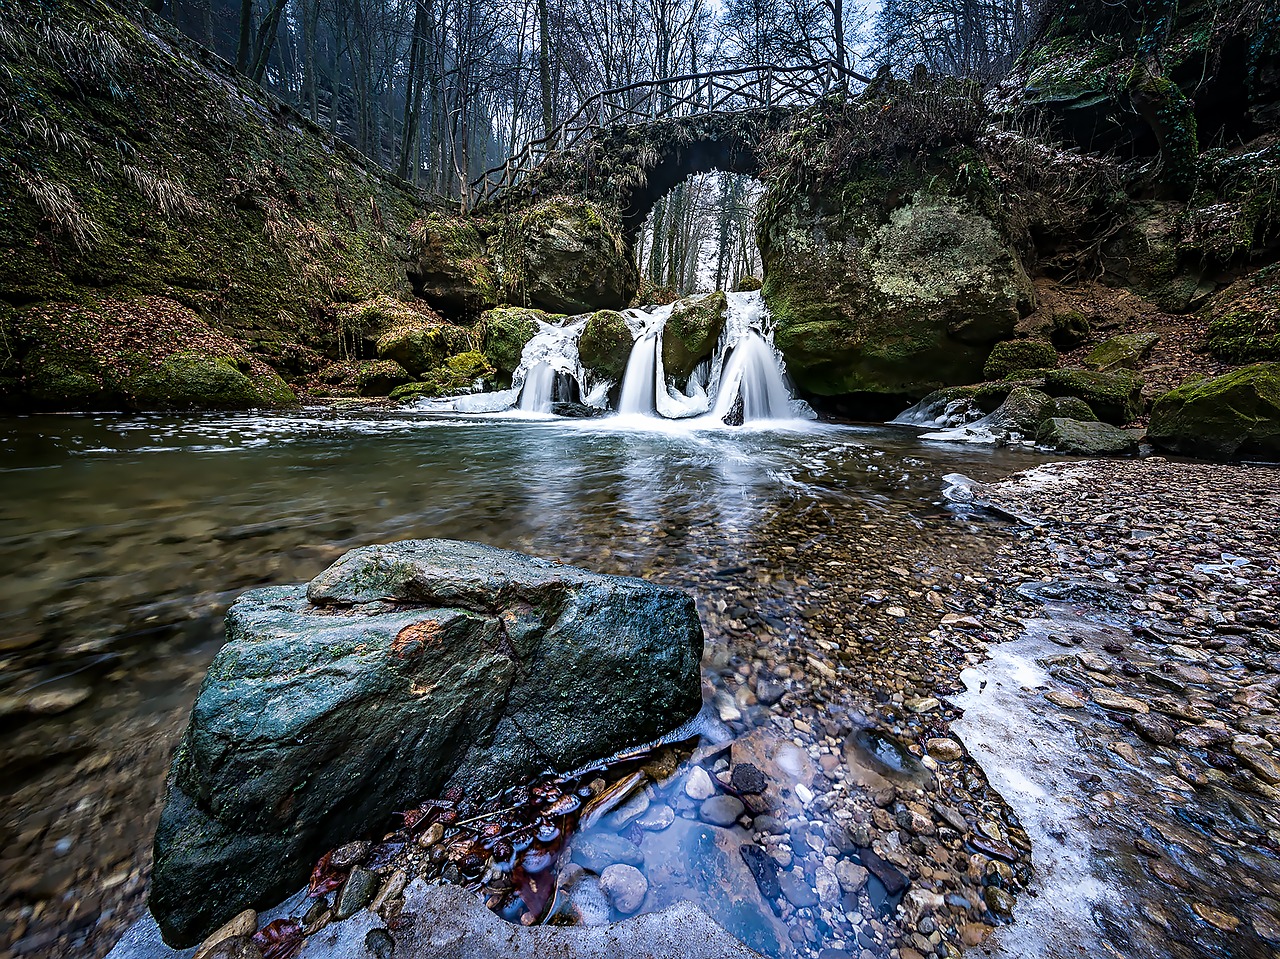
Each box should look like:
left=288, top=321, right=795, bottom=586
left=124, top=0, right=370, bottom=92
left=1051, top=395, right=1098, bottom=421
left=128, top=353, right=268, bottom=409
left=376, top=322, right=472, bottom=376
left=390, top=351, right=496, bottom=400
left=1148, top=364, right=1280, bottom=460
left=1084, top=332, right=1159, bottom=370
left=1036, top=417, right=1136, bottom=455
left=1050, top=311, right=1091, bottom=348
left=984, top=340, right=1059, bottom=379
left=734, top=276, right=762, bottom=292
left=1203, top=269, right=1280, bottom=362
left=1043, top=367, right=1144, bottom=424
left=355, top=360, right=412, bottom=397
left=406, top=213, right=499, bottom=317
left=662, top=292, right=727, bottom=380
left=475, top=307, right=554, bottom=380
left=578, top=309, right=635, bottom=381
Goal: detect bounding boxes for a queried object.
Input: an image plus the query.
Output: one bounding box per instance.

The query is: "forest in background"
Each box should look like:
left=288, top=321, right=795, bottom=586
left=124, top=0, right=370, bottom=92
left=151, top=0, right=1046, bottom=293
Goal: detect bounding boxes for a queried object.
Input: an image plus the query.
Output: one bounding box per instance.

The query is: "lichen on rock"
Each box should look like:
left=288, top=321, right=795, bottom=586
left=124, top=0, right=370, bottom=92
left=662, top=292, right=727, bottom=380
left=578, top=309, right=635, bottom=381
left=1148, top=364, right=1280, bottom=460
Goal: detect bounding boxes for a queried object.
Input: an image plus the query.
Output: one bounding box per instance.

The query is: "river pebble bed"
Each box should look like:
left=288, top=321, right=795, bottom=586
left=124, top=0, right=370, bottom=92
left=2, top=411, right=1278, bottom=959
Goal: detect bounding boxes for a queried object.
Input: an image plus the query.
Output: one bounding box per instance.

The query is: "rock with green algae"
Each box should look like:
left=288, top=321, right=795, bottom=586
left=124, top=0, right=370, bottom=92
left=1036, top=417, right=1137, bottom=455
left=406, top=213, right=500, bottom=317
left=761, top=185, right=1033, bottom=398
left=1051, top=395, right=1098, bottom=422
left=1203, top=267, right=1280, bottom=363
left=149, top=539, right=703, bottom=945
left=497, top=198, right=638, bottom=314
left=1044, top=368, right=1143, bottom=424
left=986, top=386, right=1056, bottom=436
left=375, top=322, right=471, bottom=377
left=734, top=276, right=762, bottom=292
left=1084, top=332, right=1159, bottom=371
left=389, top=352, right=496, bottom=400
left=984, top=340, right=1059, bottom=380
left=355, top=360, right=412, bottom=397
left=578, top=309, right=635, bottom=381
left=129, top=353, right=295, bottom=410
left=663, top=292, right=727, bottom=380
left=475, top=307, right=558, bottom=380
left=1147, top=365, right=1280, bottom=461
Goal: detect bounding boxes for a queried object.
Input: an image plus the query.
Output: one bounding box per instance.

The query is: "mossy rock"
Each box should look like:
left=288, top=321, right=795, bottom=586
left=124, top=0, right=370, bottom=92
left=1051, top=395, right=1098, bottom=421
left=376, top=322, right=471, bottom=376
left=475, top=307, right=556, bottom=379
left=984, top=340, right=1059, bottom=380
left=578, top=309, right=635, bottom=381
left=987, top=386, right=1055, bottom=436
left=406, top=213, right=500, bottom=317
left=128, top=353, right=294, bottom=409
left=762, top=184, right=1033, bottom=398
left=355, top=360, right=412, bottom=397
left=1148, top=364, right=1280, bottom=461
left=663, top=292, right=727, bottom=380
left=1084, top=333, right=1159, bottom=371
left=1203, top=270, right=1280, bottom=363
left=1036, top=417, right=1137, bottom=455
left=498, top=198, right=638, bottom=314
left=734, top=276, right=762, bottom=292
left=24, top=353, right=108, bottom=406
left=1049, top=311, right=1092, bottom=349
left=389, top=352, right=496, bottom=400
left=1043, top=368, right=1143, bottom=424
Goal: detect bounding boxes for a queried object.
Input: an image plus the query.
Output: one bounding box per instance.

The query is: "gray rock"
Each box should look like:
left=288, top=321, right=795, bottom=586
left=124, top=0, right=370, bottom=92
left=600, top=863, right=648, bottom=914
left=700, top=795, right=745, bottom=827
left=635, top=803, right=675, bottom=831
left=151, top=539, right=703, bottom=946
left=334, top=867, right=381, bottom=920
left=572, top=833, right=645, bottom=871
left=1036, top=417, right=1138, bottom=456
left=835, top=860, right=869, bottom=893
left=779, top=869, right=819, bottom=908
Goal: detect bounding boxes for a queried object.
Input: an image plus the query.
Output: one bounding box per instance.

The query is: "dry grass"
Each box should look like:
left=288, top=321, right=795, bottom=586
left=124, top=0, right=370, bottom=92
left=13, top=168, right=102, bottom=251
left=122, top=164, right=207, bottom=218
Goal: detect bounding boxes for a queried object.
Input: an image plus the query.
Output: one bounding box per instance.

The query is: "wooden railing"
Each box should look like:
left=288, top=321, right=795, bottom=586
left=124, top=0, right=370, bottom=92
left=467, top=60, right=869, bottom=207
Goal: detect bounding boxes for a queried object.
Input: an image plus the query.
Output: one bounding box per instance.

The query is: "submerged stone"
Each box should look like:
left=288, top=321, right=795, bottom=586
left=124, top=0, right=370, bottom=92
left=150, top=539, right=702, bottom=946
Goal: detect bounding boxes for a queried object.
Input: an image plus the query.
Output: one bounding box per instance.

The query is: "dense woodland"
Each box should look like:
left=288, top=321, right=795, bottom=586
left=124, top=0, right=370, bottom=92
left=154, top=0, right=1047, bottom=292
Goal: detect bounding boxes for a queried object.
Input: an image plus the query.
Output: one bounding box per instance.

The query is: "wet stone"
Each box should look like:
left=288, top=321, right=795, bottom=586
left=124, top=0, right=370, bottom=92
left=779, top=868, right=819, bottom=908
left=600, top=863, right=648, bottom=914
left=701, top=795, right=745, bottom=827
left=739, top=844, right=781, bottom=900
left=634, top=803, right=675, bottom=831
left=334, top=866, right=381, bottom=920
left=730, top=763, right=768, bottom=794
left=330, top=841, right=370, bottom=870
left=856, top=847, right=908, bottom=896
left=571, top=833, right=644, bottom=871
left=364, top=928, right=394, bottom=959
left=835, top=860, right=869, bottom=893
left=684, top=766, right=716, bottom=801
left=983, top=886, right=1015, bottom=918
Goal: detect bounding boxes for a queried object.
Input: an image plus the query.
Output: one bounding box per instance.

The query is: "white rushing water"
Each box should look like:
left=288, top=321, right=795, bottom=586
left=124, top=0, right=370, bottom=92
left=427, top=291, right=814, bottom=426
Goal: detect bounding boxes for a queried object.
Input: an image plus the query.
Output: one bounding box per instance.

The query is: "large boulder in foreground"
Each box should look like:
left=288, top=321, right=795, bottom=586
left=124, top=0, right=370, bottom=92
left=1148, top=364, right=1280, bottom=461
left=151, top=540, right=703, bottom=946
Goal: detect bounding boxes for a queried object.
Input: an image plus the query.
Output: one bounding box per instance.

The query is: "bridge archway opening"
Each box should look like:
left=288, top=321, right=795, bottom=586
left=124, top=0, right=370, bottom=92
left=635, top=171, right=764, bottom=297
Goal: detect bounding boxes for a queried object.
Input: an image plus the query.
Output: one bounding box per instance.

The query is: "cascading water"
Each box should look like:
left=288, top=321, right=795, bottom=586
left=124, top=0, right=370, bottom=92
left=518, top=362, right=556, bottom=413
left=709, top=331, right=794, bottom=422
left=617, top=331, right=661, bottom=416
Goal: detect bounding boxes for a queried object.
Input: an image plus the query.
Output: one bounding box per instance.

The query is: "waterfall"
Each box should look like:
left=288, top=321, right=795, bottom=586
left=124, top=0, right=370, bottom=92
left=710, top=331, right=794, bottom=422
left=617, top=332, right=661, bottom=416
left=518, top=362, right=556, bottom=413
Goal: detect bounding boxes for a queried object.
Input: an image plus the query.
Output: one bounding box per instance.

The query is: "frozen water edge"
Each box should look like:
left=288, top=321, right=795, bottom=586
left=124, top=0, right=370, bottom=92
left=951, top=617, right=1125, bottom=959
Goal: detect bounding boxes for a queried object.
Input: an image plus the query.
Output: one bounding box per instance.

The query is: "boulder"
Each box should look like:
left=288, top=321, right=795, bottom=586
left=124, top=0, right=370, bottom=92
left=354, top=359, right=412, bottom=396
left=733, top=276, right=762, bottom=292
left=389, top=352, right=496, bottom=400
left=407, top=213, right=500, bottom=316
left=578, top=310, right=636, bottom=381
left=986, top=386, right=1055, bottom=437
left=1049, top=395, right=1097, bottom=421
left=1036, top=417, right=1138, bottom=455
left=498, top=199, right=638, bottom=313
left=983, top=339, right=1058, bottom=380
left=128, top=353, right=296, bottom=410
left=662, top=293, right=727, bottom=380
left=761, top=187, right=1033, bottom=398
left=475, top=307, right=557, bottom=380
left=375, top=323, right=471, bottom=377
left=1084, top=332, right=1159, bottom=371
left=1043, top=368, right=1143, bottom=424
left=1147, top=364, right=1280, bottom=461
left=150, top=540, right=703, bottom=945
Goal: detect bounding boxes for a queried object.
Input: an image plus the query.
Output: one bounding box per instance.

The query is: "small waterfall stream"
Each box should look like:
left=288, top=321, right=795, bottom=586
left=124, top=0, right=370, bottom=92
left=432, top=291, right=813, bottom=425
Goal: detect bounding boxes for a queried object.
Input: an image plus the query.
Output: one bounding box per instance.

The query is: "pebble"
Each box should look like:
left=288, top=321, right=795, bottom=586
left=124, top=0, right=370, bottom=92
left=684, top=767, right=716, bottom=801
left=834, top=860, right=869, bottom=893
left=364, top=928, right=395, bottom=959
left=1089, top=688, right=1150, bottom=714
left=599, top=863, right=648, bottom=914
left=730, top=763, right=768, bottom=794
left=925, top=738, right=963, bottom=762
left=634, top=803, right=675, bottom=831
left=194, top=909, right=256, bottom=959
left=700, top=795, right=745, bottom=826
left=779, top=868, right=819, bottom=908
left=334, top=866, right=381, bottom=920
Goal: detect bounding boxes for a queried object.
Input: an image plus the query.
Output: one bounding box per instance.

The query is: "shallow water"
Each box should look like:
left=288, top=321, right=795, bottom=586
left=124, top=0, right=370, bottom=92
left=0, top=407, right=1050, bottom=959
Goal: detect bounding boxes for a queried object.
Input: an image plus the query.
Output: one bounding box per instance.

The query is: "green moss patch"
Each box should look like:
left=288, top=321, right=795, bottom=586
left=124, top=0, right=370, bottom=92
left=1148, top=364, right=1280, bottom=461
left=578, top=310, right=635, bottom=381
left=663, top=292, right=727, bottom=380
left=1084, top=332, right=1159, bottom=371
left=475, top=307, right=556, bottom=380
left=390, top=352, right=496, bottom=400
left=984, top=340, right=1059, bottom=380
left=1044, top=367, right=1144, bottom=424
left=355, top=360, right=412, bottom=397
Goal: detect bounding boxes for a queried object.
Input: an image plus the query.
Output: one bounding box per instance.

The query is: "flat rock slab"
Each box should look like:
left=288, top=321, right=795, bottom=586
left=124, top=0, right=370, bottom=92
left=151, top=540, right=702, bottom=946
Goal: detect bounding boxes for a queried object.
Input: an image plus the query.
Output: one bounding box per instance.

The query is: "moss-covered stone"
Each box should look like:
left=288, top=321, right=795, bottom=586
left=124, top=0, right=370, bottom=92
left=1051, top=395, right=1098, bottom=421
left=984, top=340, right=1059, bottom=380
left=989, top=386, right=1056, bottom=436
left=355, top=360, right=412, bottom=397
left=1148, top=364, right=1280, bottom=461
left=578, top=310, right=635, bottom=381
left=1036, top=417, right=1137, bottom=455
left=1050, top=311, right=1092, bottom=348
left=1084, top=332, right=1160, bottom=371
left=474, top=307, right=555, bottom=379
left=1203, top=267, right=1280, bottom=362
left=389, top=352, right=496, bottom=400
left=1044, top=367, right=1144, bottom=424
left=734, top=276, right=762, bottom=292
left=662, top=292, right=727, bottom=380
left=128, top=353, right=271, bottom=409
left=497, top=198, right=638, bottom=314
left=761, top=173, right=1033, bottom=399
left=406, top=213, right=500, bottom=317
left=375, top=322, right=472, bottom=377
